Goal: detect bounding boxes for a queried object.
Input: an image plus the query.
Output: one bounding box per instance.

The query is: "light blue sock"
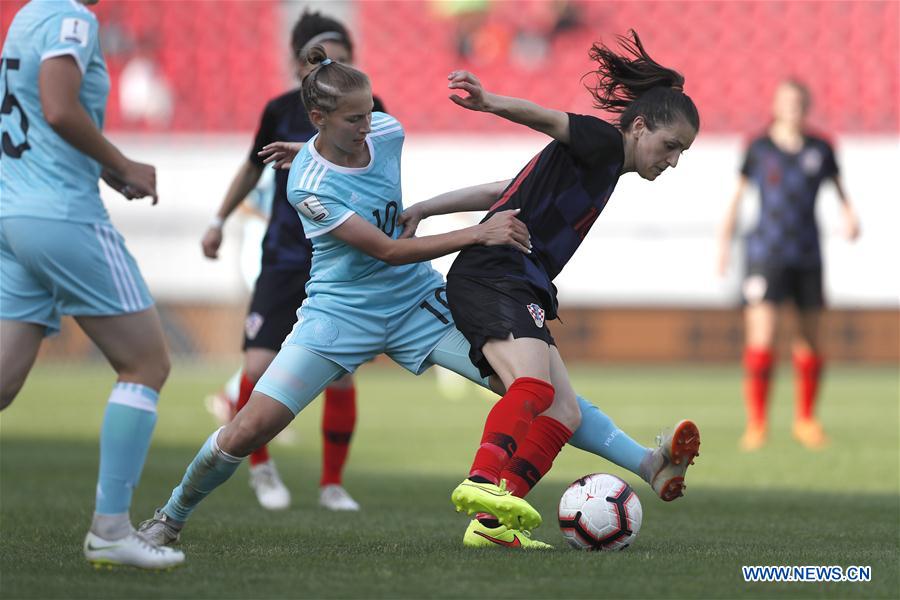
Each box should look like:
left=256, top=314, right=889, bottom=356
left=95, top=382, right=160, bottom=515
left=162, top=427, right=243, bottom=522
left=569, top=396, right=651, bottom=477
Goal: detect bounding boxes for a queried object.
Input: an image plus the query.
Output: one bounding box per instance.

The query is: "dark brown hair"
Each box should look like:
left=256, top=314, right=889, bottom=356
left=300, top=45, right=370, bottom=115
left=583, top=30, right=700, bottom=133
left=290, top=10, right=353, bottom=61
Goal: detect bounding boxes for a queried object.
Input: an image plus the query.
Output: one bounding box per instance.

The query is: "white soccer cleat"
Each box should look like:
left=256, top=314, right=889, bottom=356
left=83, top=530, right=184, bottom=570
left=319, top=484, right=360, bottom=511
left=649, top=420, right=701, bottom=501
left=137, top=509, right=183, bottom=546
left=249, top=461, right=291, bottom=510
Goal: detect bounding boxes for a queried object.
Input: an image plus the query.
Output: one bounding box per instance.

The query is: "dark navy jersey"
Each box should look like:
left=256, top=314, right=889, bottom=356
left=248, top=89, right=386, bottom=271
left=741, top=133, right=839, bottom=268
left=448, top=114, right=624, bottom=316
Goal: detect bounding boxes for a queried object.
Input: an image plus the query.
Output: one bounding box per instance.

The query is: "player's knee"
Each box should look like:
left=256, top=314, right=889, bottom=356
left=226, top=409, right=278, bottom=455
left=549, top=392, right=582, bottom=431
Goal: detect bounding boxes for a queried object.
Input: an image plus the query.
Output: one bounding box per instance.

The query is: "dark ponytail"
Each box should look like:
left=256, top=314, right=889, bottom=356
left=301, top=44, right=370, bottom=116
left=583, top=30, right=699, bottom=133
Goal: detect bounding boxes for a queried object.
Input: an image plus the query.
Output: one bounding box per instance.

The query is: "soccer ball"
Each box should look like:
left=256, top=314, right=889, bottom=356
left=558, top=473, right=642, bottom=551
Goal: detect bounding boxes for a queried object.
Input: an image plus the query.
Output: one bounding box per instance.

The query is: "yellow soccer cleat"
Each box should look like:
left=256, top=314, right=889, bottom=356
left=451, top=478, right=542, bottom=530
left=463, top=519, right=553, bottom=550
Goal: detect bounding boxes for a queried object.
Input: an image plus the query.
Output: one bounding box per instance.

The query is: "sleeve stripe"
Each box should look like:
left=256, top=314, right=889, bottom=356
left=298, top=160, right=321, bottom=189
left=41, top=49, right=86, bottom=74
left=305, top=211, right=354, bottom=238
left=368, top=126, right=403, bottom=138
left=311, top=163, right=328, bottom=191
left=370, top=118, right=398, bottom=131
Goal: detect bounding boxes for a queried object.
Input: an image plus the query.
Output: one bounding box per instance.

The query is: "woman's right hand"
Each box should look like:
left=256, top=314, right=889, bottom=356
left=201, top=225, right=224, bottom=259
left=476, top=209, right=531, bottom=253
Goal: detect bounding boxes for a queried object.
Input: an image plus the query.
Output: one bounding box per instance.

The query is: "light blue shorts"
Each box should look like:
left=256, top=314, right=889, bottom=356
left=256, top=324, right=487, bottom=416
left=282, top=285, right=456, bottom=375
left=0, top=217, right=153, bottom=336
left=256, top=283, right=492, bottom=415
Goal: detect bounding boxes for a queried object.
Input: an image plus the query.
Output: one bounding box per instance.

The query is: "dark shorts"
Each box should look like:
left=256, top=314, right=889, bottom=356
left=742, top=263, right=824, bottom=310
left=242, top=266, right=309, bottom=351
left=446, top=274, right=556, bottom=379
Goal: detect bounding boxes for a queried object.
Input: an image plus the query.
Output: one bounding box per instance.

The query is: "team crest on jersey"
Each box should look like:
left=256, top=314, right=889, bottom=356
left=60, top=18, right=90, bottom=47
left=526, top=303, right=545, bottom=328
left=801, top=148, right=823, bottom=176
left=245, top=312, right=264, bottom=340
left=297, top=195, right=329, bottom=222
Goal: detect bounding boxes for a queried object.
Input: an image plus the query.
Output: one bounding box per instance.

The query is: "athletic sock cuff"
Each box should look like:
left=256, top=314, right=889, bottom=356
left=212, top=427, right=244, bottom=463
left=508, top=377, right=555, bottom=414
left=109, top=382, right=159, bottom=413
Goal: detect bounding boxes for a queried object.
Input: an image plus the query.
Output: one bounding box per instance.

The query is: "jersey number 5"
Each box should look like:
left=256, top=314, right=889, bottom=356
left=0, top=57, right=31, bottom=159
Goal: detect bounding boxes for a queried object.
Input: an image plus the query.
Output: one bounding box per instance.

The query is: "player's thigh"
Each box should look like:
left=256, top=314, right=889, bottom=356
left=76, top=306, right=170, bottom=387
left=0, top=320, right=45, bottom=409
left=424, top=329, right=506, bottom=395
left=254, top=343, right=349, bottom=416
left=482, top=335, right=552, bottom=389
left=744, top=302, right=779, bottom=348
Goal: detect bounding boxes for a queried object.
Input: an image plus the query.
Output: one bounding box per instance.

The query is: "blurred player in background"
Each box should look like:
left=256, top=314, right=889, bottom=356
left=428, top=30, right=701, bottom=545
left=139, top=43, right=704, bottom=553
left=718, top=80, right=860, bottom=452
left=201, top=11, right=386, bottom=512
left=0, top=0, right=182, bottom=569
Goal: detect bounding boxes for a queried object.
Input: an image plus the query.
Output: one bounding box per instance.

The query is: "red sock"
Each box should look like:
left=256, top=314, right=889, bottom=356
left=743, top=347, right=774, bottom=427
left=469, top=377, right=554, bottom=484
left=793, top=352, right=823, bottom=421
left=500, top=416, right=573, bottom=497
left=320, top=384, right=357, bottom=486
left=236, top=373, right=270, bottom=466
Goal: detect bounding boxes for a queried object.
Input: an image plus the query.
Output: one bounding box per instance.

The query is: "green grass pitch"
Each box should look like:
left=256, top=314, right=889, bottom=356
left=1, top=363, right=897, bottom=598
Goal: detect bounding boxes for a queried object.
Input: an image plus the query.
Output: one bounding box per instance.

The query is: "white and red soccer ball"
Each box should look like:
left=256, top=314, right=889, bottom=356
left=558, top=473, right=642, bottom=551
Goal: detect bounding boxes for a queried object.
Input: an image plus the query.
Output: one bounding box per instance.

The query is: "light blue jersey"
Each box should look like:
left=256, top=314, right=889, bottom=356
left=0, top=0, right=110, bottom=222
left=287, top=112, right=444, bottom=312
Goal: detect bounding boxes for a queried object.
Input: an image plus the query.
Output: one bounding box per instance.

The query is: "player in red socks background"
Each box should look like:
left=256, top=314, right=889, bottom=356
left=717, top=79, right=861, bottom=451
